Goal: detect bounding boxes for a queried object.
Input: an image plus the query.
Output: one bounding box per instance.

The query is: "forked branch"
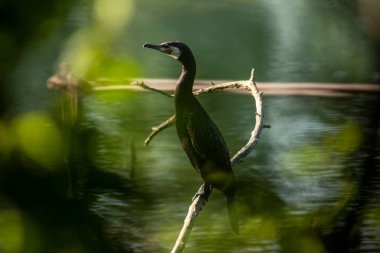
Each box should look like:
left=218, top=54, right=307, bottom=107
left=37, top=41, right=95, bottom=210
left=138, top=69, right=267, bottom=253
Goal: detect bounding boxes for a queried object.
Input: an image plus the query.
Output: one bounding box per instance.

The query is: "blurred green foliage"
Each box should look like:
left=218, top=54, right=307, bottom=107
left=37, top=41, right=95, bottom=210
left=60, top=0, right=139, bottom=80
left=0, top=209, right=24, bottom=253
left=11, top=112, right=64, bottom=169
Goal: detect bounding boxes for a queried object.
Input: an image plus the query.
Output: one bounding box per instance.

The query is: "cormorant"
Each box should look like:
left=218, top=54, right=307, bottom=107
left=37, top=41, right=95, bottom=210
left=144, top=41, right=238, bottom=234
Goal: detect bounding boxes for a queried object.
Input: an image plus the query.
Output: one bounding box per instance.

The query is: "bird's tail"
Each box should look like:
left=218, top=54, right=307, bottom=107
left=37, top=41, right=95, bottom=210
left=227, top=196, right=239, bottom=234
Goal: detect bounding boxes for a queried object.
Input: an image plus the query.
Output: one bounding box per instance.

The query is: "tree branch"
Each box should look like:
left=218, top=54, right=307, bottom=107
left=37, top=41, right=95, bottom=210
left=137, top=69, right=267, bottom=253
left=131, top=81, right=174, bottom=99
left=144, top=115, right=176, bottom=147
left=143, top=69, right=268, bottom=148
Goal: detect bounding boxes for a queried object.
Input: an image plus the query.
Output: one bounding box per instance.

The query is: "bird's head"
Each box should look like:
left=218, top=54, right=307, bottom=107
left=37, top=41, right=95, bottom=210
left=143, top=41, right=195, bottom=67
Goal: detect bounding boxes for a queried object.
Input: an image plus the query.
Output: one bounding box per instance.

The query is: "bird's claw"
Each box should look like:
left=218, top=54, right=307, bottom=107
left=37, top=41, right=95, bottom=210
left=192, top=192, right=207, bottom=202
left=191, top=184, right=211, bottom=202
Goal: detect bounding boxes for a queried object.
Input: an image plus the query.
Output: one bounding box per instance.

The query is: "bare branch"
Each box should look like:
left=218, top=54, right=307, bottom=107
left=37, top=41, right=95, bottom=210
left=230, top=69, right=264, bottom=167
left=170, top=194, right=204, bottom=253
left=131, top=81, right=174, bottom=98
left=142, top=71, right=265, bottom=147
left=144, top=115, right=176, bottom=147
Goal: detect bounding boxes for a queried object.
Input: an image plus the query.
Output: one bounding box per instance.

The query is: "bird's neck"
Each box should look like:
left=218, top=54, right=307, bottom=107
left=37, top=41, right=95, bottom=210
left=175, top=59, right=196, bottom=99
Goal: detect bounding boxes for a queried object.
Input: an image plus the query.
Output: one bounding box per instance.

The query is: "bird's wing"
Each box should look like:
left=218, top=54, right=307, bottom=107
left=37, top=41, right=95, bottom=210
left=186, top=106, right=231, bottom=168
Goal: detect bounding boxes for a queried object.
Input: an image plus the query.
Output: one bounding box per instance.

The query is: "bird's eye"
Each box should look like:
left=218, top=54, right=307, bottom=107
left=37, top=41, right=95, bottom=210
left=170, top=46, right=181, bottom=59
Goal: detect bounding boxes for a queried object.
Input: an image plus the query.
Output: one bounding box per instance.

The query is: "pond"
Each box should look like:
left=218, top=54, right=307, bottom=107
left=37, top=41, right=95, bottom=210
left=1, top=81, right=380, bottom=253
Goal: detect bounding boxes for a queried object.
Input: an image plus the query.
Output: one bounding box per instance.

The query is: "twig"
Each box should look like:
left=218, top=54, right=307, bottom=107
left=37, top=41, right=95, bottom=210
left=131, top=81, right=174, bottom=98
left=229, top=69, right=265, bottom=166
left=144, top=115, right=176, bottom=146
left=137, top=69, right=266, bottom=253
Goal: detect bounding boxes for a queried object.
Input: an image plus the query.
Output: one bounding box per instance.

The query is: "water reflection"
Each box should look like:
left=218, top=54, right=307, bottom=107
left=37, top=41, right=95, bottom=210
left=0, top=87, right=379, bottom=252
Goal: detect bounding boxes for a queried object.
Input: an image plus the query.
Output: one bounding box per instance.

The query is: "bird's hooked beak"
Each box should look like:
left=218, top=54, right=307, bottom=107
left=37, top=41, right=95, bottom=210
left=143, top=43, right=172, bottom=54
left=144, top=43, right=181, bottom=60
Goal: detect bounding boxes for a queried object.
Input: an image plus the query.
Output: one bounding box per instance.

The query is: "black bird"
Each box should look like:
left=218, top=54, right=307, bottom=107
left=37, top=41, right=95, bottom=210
left=144, top=41, right=238, bottom=234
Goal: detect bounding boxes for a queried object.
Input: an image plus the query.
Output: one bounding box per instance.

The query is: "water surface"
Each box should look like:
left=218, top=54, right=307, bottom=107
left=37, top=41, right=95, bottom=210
left=79, top=90, right=380, bottom=253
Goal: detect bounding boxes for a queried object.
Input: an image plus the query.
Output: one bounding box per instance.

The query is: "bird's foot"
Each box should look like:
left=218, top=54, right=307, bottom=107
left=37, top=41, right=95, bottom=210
left=191, top=191, right=204, bottom=202
left=192, top=184, right=211, bottom=202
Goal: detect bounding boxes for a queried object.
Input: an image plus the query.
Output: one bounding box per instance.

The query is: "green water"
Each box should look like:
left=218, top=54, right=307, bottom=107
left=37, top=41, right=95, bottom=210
left=1, top=83, right=379, bottom=252
left=76, top=90, right=379, bottom=253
